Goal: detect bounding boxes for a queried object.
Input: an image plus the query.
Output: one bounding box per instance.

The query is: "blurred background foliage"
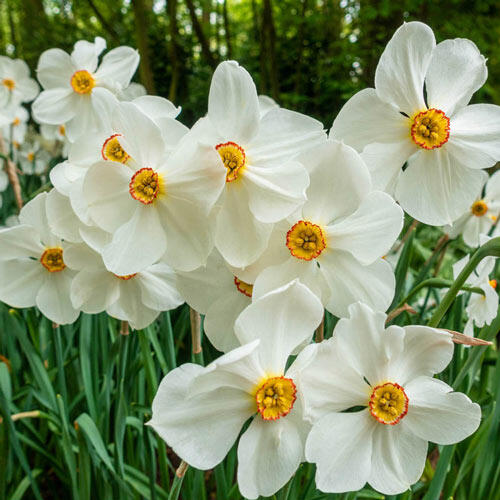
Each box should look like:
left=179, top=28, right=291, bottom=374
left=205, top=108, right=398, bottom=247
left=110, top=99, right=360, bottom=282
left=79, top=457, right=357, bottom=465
left=1, top=0, right=499, bottom=127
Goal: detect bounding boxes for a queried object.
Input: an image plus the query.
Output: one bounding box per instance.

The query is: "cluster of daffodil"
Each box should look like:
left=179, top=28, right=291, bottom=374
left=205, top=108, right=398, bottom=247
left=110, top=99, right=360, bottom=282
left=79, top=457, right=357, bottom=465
left=0, top=21, right=499, bottom=498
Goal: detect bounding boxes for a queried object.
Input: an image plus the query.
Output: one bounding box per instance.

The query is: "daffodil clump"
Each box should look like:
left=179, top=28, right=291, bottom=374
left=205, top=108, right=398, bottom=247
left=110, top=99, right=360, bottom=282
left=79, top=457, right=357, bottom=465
left=1, top=22, right=500, bottom=499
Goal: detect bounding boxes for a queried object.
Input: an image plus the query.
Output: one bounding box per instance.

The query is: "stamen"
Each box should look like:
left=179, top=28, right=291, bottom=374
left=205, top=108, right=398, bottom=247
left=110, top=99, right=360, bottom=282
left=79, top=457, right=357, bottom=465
left=101, top=134, right=130, bottom=163
left=410, top=108, right=450, bottom=150
left=2, top=78, right=15, bottom=90
left=286, top=220, right=326, bottom=260
left=490, top=279, right=497, bottom=290
left=115, top=273, right=137, bottom=281
left=215, top=141, right=246, bottom=182
left=254, top=376, right=297, bottom=421
left=40, top=247, right=66, bottom=273
left=12, top=117, right=20, bottom=126
left=27, top=152, right=34, bottom=162
left=471, top=200, right=488, bottom=217
left=234, top=277, right=253, bottom=297
left=70, top=70, right=95, bottom=95
left=369, top=382, right=408, bottom=425
left=129, top=167, right=163, bottom=205
left=58, top=125, right=66, bottom=136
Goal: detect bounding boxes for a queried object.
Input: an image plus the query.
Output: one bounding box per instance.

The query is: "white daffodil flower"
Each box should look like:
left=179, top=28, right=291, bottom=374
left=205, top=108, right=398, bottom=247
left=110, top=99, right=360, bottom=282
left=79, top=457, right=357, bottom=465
left=118, top=82, right=147, bottom=101
left=176, top=249, right=253, bottom=352
left=301, top=302, right=481, bottom=495
left=445, top=171, right=500, bottom=247
left=331, top=21, right=500, bottom=226
left=148, top=280, right=324, bottom=499
left=1, top=105, right=29, bottom=146
left=51, top=97, right=187, bottom=226
left=191, top=60, right=326, bottom=268
left=40, top=123, right=70, bottom=157
left=233, top=139, right=403, bottom=318
left=82, top=101, right=225, bottom=275
left=63, top=226, right=183, bottom=330
left=0, top=55, right=39, bottom=107
left=0, top=192, right=80, bottom=324
left=32, top=37, right=139, bottom=141
left=18, top=140, right=51, bottom=175
left=453, top=246, right=498, bottom=335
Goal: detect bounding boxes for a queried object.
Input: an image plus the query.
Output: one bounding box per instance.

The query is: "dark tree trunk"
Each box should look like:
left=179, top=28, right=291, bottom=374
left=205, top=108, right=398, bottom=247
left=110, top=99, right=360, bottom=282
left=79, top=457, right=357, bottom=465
left=222, top=0, right=232, bottom=59
left=185, top=0, right=217, bottom=69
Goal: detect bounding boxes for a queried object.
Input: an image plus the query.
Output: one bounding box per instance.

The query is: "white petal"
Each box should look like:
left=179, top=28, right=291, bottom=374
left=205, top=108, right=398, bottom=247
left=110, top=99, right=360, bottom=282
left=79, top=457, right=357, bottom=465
left=462, top=215, right=489, bottom=248
left=46, top=190, right=83, bottom=243
left=332, top=302, right=403, bottom=386
left=321, top=252, right=396, bottom=318
left=157, top=198, right=215, bottom=272
left=306, top=410, right=375, bottom=493
left=326, top=191, right=403, bottom=265
left=425, top=39, right=487, bottom=116
left=375, top=21, right=435, bottom=113
left=330, top=88, right=409, bottom=151
left=215, top=186, right=273, bottom=268
left=36, top=271, right=80, bottom=324
left=234, top=280, right=323, bottom=374
left=149, top=363, right=254, bottom=470
left=0, top=259, right=44, bottom=307
left=249, top=107, right=326, bottom=165
left=395, top=149, right=488, bottom=226
left=15, top=78, right=39, bottom=102
left=132, top=95, right=181, bottom=119
left=243, top=161, right=309, bottom=223
left=404, top=376, right=481, bottom=444
left=237, top=416, right=304, bottom=499
left=299, top=340, right=371, bottom=422
left=71, top=40, right=101, bottom=72
left=0, top=170, right=8, bottom=192
left=102, top=206, right=167, bottom=275
left=70, top=270, right=119, bottom=313
left=95, top=46, right=140, bottom=90
left=32, top=88, right=76, bottom=125
left=368, top=423, right=427, bottom=495
left=448, top=104, right=500, bottom=170
left=36, top=48, right=75, bottom=89
left=208, top=61, right=260, bottom=144
left=137, top=262, right=183, bottom=311
left=84, top=161, right=136, bottom=232
left=19, top=192, right=58, bottom=247
left=361, top=140, right=416, bottom=195
left=387, top=326, right=453, bottom=385
left=63, top=242, right=103, bottom=271
left=302, top=139, right=372, bottom=224
left=204, top=291, right=250, bottom=353
left=0, top=225, right=44, bottom=259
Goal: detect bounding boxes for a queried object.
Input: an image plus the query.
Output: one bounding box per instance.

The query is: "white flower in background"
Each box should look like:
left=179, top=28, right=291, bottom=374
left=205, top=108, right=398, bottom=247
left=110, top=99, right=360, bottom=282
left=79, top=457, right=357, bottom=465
left=258, top=94, right=279, bottom=117
left=177, top=249, right=254, bottom=352
left=82, top=102, right=225, bottom=275
left=19, top=140, right=51, bottom=175
left=453, top=246, right=498, bottom=335
left=1, top=105, right=29, bottom=146
left=0, top=192, right=80, bottom=324
left=40, top=123, right=70, bottom=157
left=191, top=61, right=325, bottom=268
left=32, top=37, right=139, bottom=141
left=234, top=139, right=403, bottom=318
left=0, top=56, right=39, bottom=107
left=62, top=225, right=183, bottom=330
left=445, top=171, right=500, bottom=247
left=301, top=302, right=481, bottom=495
left=148, top=280, right=323, bottom=499
left=331, top=21, right=500, bottom=226
left=119, top=82, right=147, bottom=101
left=50, top=97, right=188, bottom=227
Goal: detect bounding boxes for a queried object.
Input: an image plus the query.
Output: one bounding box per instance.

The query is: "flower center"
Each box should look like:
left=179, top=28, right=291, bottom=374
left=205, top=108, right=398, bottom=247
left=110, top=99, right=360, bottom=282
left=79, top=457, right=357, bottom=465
left=12, top=117, right=20, bottom=126
left=471, top=200, right=488, bottom=217
left=286, top=220, right=326, bottom=260
left=2, top=78, right=15, bottom=90
left=102, top=134, right=130, bottom=163
left=254, top=376, right=296, bottom=421
left=215, top=141, right=246, bottom=182
left=369, top=382, right=409, bottom=425
left=40, top=247, right=66, bottom=273
left=115, top=273, right=137, bottom=281
left=490, top=279, right=497, bottom=289
left=58, top=125, right=66, bottom=136
left=129, top=168, right=162, bottom=205
left=410, top=108, right=450, bottom=150
left=70, top=70, right=95, bottom=95
left=27, top=152, right=34, bottom=162
left=234, top=276, right=253, bottom=297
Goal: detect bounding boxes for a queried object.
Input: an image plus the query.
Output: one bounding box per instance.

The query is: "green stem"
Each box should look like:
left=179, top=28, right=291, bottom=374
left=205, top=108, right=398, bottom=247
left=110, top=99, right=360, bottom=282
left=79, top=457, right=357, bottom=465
left=427, top=237, right=500, bottom=328
left=423, top=445, right=455, bottom=500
